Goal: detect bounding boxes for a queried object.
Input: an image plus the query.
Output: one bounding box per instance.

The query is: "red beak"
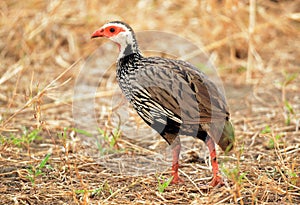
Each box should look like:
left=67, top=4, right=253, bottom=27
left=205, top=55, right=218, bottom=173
left=91, top=29, right=104, bottom=39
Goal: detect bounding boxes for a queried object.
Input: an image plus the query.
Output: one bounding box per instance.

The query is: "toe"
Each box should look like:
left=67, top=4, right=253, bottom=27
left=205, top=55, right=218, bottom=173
left=209, top=175, right=224, bottom=187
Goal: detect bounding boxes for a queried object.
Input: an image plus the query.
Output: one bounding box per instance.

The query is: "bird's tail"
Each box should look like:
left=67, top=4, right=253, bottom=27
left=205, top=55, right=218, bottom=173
left=219, top=120, right=235, bottom=152
left=209, top=120, right=235, bottom=153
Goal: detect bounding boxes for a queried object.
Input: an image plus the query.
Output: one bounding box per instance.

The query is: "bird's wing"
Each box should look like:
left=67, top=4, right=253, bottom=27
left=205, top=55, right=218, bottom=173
left=130, top=57, right=229, bottom=125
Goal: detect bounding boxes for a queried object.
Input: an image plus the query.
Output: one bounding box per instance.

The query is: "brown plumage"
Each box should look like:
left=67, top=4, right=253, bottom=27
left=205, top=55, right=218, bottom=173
left=91, top=21, right=235, bottom=186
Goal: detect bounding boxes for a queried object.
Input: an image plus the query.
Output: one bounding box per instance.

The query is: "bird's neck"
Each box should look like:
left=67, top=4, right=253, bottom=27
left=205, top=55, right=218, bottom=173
left=118, top=43, right=140, bottom=60
left=117, top=52, right=143, bottom=73
left=116, top=34, right=141, bottom=60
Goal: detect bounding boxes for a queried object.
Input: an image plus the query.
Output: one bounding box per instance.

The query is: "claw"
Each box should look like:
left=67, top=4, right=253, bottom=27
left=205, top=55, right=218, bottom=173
left=171, top=175, right=184, bottom=184
left=209, top=175, right=224, bottom=187
left=171, top=162, right=184, bottom=184
left=205, top=136, right=225, bottom=187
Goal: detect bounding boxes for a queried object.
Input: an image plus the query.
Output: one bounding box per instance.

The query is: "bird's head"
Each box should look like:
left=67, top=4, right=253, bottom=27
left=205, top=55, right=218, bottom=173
left=91, top=21, right=138, bottom=54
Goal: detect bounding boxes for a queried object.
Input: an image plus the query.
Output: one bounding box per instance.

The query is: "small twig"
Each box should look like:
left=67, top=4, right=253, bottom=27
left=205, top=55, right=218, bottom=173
left=102, top=179, right=142, bottom=202
left=1, top=58, right=81, bottom=127
left=155, top=192, right=168, bottom=202
left=215, top=195, right=233, bottom=205
left=249, top=131, right=259, bottom=147
left=279, top=145, right=300, bottom=155
left=179, top=169, right=205, bottom=195
left=0, top=63, right=23, bottom=85
left=119, top=138, right=162, bottom=156
left=246, top=0, right=256, bottom=83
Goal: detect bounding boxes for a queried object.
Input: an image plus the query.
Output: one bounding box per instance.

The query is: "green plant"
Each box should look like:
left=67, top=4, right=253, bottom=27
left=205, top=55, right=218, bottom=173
left=58, top=127, right=69, bottom=141
left=72, top=128, right=93, bottom=137
left=288, top=171, right=298, bottom=186
left=279, top=71, right=298, bottom=125
left=97, top=127, right=122, bottom=155
left=22, top=128, right=42, bottom=144
left=75, top=182, right=112, bottom=197
left=237, top=66, right=247, bottom=73
left=26, top=153, right=52, bottom=185
left=91, top=187, right=105, bottom=196
left=0, top=128, right=42, bottom=148
left=284, top=101, right=294, bottom=125
left=221, top=143, right=247, bottom=204
left=280, top=71, right=298, bottom=88
left=261, top=125, right=271, bottom=134
left=75, top=187, right=104, bottom=195
left=157, top=175, right=173, bottom=193
left=268, top=134, right=283, bottom=149
left=222, top=156, right=247, bottom=186
left=223, top=166, right=247, bottom=185
left=260, top=126, right=283, bottom=149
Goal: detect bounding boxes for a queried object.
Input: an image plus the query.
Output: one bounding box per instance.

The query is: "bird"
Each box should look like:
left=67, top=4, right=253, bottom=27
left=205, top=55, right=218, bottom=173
left=91, top=21, right=235, bottom=187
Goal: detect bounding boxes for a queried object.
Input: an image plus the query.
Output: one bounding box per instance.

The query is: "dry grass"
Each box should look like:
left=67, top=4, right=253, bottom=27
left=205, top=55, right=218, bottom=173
left=1, top=0, right=300, bottom=204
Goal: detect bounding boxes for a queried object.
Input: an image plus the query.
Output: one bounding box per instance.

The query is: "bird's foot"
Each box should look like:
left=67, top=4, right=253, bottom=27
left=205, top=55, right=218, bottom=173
left=171, top=160, right=184, bottom=184
left=198, top=175, right=224, bottom=189
left=171, top=173, right=184, bottom=184
left=209, top=175, right=224, bottom=187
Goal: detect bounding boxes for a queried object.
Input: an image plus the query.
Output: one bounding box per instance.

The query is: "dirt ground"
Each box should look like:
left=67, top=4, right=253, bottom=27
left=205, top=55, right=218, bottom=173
left=0, top=0, right=300, bottom=204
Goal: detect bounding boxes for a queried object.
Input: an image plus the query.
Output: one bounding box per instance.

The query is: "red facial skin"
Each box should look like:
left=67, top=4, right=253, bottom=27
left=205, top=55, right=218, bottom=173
left=91, top=25, right=125, bottom=50
left=91, top=25, right=125, bottom=38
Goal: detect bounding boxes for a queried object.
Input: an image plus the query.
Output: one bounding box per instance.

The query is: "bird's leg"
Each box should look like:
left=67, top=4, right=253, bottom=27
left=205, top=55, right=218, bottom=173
left=205, top=136, right=224, bottom=187
left=170, top=136, right=183, bottom=183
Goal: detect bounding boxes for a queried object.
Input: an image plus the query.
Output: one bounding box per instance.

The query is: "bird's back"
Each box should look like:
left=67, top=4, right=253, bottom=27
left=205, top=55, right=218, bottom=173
left=117, top=53, right=234, bottom=151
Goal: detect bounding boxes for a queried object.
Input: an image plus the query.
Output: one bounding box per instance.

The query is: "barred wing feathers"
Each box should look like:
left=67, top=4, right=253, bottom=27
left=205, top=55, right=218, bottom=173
left=131, top=57, right=230, bottom=125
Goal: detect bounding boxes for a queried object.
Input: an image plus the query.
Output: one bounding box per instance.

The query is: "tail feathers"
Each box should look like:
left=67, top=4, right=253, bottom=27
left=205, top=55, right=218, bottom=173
left=209, top=120, right=235, bottom=153
left=219, top=120, right=235, bottom=152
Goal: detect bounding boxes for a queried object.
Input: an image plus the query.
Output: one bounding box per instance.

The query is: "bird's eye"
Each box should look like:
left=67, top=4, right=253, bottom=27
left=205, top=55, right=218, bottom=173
left=109, top=28, right=115, bottom=33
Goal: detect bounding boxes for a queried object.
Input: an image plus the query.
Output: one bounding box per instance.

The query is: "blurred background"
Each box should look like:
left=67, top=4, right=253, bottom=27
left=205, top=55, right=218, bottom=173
left=1, top=0, right=299, bottom=131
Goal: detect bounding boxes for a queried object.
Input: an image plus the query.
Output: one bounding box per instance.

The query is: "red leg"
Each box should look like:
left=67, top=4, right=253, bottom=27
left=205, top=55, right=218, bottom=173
left=205, top=136, right=224, bottom=187
left=171, top=137, right=184, bottom=184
